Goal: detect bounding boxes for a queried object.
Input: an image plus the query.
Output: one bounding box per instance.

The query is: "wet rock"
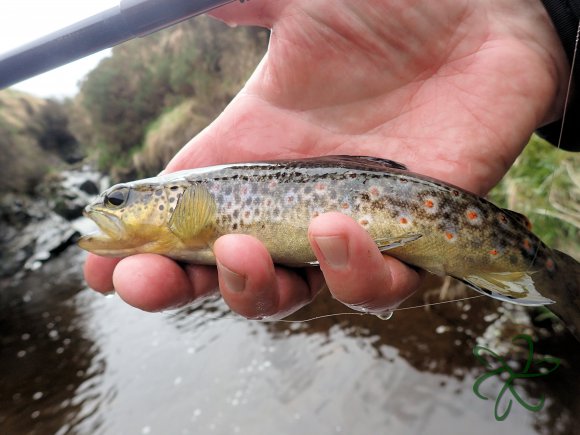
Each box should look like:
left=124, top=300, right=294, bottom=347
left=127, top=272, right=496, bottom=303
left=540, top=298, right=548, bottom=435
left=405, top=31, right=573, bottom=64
left=0, top=208, right=79, bottom=278
left=79, top=179, right=99, bottom=195
left=1, top=166, right=105, bottom=279
left=36, top=166, right=105, bottom=220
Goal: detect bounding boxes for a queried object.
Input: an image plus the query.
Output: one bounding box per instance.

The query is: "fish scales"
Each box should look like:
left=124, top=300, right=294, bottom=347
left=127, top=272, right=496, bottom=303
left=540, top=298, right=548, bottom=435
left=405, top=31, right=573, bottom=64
left=79, top=156, right=580, bottom=338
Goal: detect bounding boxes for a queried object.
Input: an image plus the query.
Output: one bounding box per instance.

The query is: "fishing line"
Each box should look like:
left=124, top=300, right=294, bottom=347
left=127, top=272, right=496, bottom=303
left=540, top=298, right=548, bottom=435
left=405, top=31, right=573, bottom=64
left=529, top=20, right=580, bottom=269
left=555, top=21, right=580, bottom=153
left=258, top=294, right=485, bottom=323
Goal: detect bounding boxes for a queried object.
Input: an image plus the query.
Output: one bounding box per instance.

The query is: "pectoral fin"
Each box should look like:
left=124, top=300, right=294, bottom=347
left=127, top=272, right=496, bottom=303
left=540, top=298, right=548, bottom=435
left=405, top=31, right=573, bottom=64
left=169, top=184, right=217, bottom=242
left=374, top=233, right=422, bottom=252
left=458, top=271, right=555, bottom=306
left=302, top=233, right=422, bottom=266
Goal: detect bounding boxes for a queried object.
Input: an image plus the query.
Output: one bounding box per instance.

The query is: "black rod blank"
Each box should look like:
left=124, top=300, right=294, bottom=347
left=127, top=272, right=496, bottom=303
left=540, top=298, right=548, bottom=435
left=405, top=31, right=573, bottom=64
left=0, top=0, right=235, bottom=90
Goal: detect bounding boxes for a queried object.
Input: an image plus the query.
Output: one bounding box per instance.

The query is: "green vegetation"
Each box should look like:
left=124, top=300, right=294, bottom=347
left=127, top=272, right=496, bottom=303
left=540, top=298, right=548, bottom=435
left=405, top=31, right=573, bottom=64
left=0, top=90, right=79, bottom=193
left=489, top=135, right=580, bottom=258
left=73, top=16, right=268, bottom=179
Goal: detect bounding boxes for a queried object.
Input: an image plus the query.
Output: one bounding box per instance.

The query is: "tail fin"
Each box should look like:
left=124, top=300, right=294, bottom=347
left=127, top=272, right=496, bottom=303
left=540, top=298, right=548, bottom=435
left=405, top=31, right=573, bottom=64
left=536, top=250, right=580, bottom=340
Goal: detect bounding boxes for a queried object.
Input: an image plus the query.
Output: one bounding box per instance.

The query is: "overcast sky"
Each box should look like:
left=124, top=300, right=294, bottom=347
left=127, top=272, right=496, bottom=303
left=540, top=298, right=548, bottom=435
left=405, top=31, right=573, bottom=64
left=1, top=1, right=120, bottom=98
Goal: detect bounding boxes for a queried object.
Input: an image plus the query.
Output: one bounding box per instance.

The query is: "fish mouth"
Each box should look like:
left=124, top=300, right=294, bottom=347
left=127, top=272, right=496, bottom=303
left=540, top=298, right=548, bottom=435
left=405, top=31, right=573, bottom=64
left=78, top=209, right=128, bottom=256
left=82, top=209, right=124, bottom=239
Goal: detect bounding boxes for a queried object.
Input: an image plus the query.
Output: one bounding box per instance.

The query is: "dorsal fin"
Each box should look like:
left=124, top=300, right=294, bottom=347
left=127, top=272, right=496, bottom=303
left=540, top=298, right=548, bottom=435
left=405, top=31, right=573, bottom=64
left=320, top=155, right=407, bottom=171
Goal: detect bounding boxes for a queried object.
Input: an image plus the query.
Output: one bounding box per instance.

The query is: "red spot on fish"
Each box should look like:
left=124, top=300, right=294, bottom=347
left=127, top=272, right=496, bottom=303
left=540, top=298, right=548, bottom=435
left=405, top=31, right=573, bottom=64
left=452, top=190, right=460, bottom=196
left=341, top=202, right=350, bottom=209
left=359, top=219, right=369, bottom=226
left=498, top=213, right=508, bottom=224
left=522, top=238, right=534, bottom=253
left=369, top=186, right=380, bottom=197
left=467, top=211, right=478, bottom=220
left=489, top=249, right=499, bottom=256
left=316, top=183, right=327, bottom=191
left=424, top=199, right=434, bottom=208
left=244, top=211, right=251, bottom=219
left=445, top=232, right=455, bottom=240
left=546, top=257, right=555, bottom=272
left=400, top=217, right=408, bottom=224
left=524, top=218, right=533, bottom=231
left=287, top=196, right=294, bottom=203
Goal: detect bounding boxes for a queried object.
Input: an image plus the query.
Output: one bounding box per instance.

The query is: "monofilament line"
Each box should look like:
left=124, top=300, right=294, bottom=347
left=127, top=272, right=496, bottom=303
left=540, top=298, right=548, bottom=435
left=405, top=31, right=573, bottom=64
left=259, top=295, right=485, bottom=323
left=556, top=21, right=580, bottom=152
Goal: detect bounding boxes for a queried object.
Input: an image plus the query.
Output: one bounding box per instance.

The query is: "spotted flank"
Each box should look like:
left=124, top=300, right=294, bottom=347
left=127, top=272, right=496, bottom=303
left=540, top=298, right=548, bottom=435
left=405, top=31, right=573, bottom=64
left=79, top=155, right=580, bottom=325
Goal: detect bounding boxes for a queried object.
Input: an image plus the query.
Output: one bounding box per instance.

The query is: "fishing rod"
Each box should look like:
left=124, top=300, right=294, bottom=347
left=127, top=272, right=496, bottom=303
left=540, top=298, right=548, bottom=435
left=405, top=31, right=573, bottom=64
left=0, top=0, right=236, bottom=90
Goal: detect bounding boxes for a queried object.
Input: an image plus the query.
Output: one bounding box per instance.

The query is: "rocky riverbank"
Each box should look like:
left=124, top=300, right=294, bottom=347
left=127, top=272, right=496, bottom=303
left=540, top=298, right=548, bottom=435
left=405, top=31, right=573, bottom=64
left=0, top=166, right=106, bottom=285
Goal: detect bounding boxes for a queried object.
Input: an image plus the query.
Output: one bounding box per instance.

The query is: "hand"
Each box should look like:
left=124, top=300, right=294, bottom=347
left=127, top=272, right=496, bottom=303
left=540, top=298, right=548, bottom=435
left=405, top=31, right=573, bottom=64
left=84, top=0, right=568, bottom=317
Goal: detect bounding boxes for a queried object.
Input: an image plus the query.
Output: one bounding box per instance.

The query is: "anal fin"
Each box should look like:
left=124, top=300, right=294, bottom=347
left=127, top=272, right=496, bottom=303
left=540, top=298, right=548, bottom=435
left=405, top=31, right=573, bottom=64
left=458, top=271, right=555, bottom=306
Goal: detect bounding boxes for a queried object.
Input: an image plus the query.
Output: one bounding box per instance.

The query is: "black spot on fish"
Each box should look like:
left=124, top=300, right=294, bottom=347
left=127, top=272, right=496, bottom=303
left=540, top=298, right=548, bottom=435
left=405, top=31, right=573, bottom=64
left=159, top=205, right=164, bottom=211
left=155, top=190, right=162, bottom=196
left=170, top=186, right=179, bottom=191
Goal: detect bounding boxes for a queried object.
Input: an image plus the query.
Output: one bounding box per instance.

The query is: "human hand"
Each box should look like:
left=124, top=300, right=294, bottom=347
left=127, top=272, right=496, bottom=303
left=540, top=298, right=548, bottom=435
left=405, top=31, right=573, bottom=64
left=84, top=0, right=569, bottom=317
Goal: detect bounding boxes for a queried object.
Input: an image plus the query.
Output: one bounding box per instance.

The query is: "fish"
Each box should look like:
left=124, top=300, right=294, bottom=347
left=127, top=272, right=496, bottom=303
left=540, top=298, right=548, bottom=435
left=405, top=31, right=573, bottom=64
left=79, top=155, right=580, bottom=337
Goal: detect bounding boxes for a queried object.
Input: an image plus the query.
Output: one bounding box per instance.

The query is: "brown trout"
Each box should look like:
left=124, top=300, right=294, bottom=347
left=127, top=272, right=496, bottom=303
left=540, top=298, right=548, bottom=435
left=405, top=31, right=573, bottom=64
left=79, top=156, right=580, bottom=336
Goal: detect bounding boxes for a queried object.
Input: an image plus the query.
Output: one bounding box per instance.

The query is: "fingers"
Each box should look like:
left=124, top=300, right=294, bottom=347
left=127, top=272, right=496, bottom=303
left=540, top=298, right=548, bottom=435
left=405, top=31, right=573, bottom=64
left=213, top=235, right=323, bottom=319
left=84, top=254, right=120, bottom=293
left=85, top=253, right=218, bottom=312
left=84, top=239, right=322, bottom=318
left=114, top=254, right=220, bottom=311
left=309, top=212, right=422, bottom=313
left=209, top=0, right=287, bottom=28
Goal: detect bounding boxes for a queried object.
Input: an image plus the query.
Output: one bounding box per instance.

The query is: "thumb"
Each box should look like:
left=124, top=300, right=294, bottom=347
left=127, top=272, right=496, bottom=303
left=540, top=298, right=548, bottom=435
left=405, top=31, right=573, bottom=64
left=209, top=0, right=292, bottom=28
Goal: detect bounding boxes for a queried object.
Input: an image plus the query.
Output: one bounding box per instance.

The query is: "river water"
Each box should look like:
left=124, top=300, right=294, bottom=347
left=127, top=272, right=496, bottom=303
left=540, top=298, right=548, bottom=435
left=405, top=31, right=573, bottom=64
left=1, top=241, right=579, bottom=435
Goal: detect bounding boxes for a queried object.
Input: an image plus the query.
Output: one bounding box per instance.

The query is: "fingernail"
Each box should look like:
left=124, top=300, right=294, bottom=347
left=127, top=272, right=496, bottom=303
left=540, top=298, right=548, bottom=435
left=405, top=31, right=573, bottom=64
left=217, top=261, right=246, bottom=292
left=313, top=236, right=349, bottom=268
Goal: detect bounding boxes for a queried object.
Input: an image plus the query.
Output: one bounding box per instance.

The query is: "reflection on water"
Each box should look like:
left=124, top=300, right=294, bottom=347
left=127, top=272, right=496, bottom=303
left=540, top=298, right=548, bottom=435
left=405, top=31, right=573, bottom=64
left=1, top=245, right=578, bottom=434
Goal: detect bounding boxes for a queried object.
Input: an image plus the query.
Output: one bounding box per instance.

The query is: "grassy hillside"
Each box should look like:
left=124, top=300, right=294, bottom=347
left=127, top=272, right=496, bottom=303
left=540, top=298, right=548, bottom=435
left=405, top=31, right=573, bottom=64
left=489, top=135, right=579, bottom=257
left=73, top=16, right=268, bottom=180
left=0, top=90, right=79, bottom=193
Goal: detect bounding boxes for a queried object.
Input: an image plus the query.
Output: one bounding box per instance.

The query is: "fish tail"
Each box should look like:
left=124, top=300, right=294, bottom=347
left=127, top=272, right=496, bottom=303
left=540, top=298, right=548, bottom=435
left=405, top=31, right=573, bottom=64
left=538, top=249, right=580, bottom=340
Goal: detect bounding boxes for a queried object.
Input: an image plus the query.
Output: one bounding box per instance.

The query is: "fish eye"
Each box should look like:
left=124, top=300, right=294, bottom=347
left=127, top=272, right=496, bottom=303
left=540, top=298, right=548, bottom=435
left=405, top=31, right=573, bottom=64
left=104, top=187, right=129, bottom=208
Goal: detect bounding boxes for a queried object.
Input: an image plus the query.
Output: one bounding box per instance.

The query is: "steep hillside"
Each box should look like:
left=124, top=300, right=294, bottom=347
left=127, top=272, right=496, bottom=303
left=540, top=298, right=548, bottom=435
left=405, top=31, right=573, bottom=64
left=73, top=16, right=269, bottom=179
left=0, top=90, right=79, bottom=193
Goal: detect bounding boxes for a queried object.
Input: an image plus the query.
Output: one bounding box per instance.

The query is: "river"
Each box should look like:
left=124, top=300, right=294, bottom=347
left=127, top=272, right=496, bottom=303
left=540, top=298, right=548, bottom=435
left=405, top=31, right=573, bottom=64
left=0, top=171, right=578, bottom=434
